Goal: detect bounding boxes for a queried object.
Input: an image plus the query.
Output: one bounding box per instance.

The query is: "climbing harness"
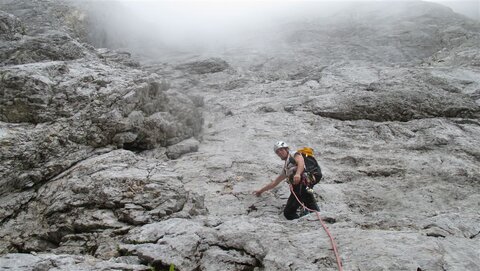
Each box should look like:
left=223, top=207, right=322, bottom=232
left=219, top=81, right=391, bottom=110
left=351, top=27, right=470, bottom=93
left=289, top=184, right=343, bottom=271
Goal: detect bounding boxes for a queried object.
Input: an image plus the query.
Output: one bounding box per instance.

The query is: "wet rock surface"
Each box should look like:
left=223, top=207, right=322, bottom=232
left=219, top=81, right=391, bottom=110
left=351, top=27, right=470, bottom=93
left=1, top=0, right=479, bottom=271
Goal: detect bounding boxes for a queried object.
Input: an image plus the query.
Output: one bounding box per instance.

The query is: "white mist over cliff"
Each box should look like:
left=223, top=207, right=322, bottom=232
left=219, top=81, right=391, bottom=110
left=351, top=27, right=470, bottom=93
left=82, top=0, right=478, bottom=57
left=82, top=1, right=365, bottom=55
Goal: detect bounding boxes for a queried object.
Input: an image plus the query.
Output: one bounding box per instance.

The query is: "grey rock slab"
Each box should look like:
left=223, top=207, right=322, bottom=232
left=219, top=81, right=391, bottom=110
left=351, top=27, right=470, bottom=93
left=199, top=246, right=259, bottom=271
left=0, top=149, right=192, bottom=255
left=121, top=216, right=344, bottom=270
left=166, top=137, right=200, bottom=159
left=339, top=229, right=480, bottom=271
left=0, top=10, right=25, bottom=41
left=0, top=6, right=203, bottom=199
left=0, top=253, right=150, bottom=271
left=176, top=58, right=231, bottom=74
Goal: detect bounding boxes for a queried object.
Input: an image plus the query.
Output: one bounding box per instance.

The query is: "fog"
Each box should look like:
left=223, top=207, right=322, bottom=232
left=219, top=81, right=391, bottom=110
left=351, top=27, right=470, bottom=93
left=84, top=1, right=346, bottom=55
left=81, top=0, right=479, bottom=58
left=431, top=0, right=480, bottom=20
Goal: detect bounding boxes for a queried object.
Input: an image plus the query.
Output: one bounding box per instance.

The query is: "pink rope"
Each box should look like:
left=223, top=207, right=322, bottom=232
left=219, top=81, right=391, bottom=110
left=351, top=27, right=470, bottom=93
left=289, top=184, right=343, bottom=271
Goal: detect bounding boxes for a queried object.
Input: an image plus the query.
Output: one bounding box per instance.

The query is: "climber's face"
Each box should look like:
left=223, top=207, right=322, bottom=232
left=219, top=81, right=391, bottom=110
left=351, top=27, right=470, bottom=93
left=275, top=148, right=289, bottom=160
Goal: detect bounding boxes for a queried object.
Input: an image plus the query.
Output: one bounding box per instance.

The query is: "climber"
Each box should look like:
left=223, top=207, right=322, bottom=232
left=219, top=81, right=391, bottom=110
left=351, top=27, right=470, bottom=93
left=253, top=141, right=319, bottom=220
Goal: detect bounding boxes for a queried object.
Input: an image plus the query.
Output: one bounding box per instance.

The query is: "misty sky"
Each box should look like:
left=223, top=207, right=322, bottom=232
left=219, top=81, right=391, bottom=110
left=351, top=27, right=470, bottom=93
left=430, top=0, right=479, bottom=19
left=112, top=0, right=479, bottom=36
left=86, top=0, right=479, bottom=56
left=113, top=0, right=479, bottom=19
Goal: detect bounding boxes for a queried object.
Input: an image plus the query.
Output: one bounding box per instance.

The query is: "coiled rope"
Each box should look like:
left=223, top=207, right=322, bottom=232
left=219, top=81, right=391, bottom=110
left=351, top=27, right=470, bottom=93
left=289, top=184, right=343, bottom=271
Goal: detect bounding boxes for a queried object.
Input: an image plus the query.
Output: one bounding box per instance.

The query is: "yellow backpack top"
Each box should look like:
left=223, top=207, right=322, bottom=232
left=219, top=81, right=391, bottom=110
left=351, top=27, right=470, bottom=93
left=297, top=147, right=315, bottom=157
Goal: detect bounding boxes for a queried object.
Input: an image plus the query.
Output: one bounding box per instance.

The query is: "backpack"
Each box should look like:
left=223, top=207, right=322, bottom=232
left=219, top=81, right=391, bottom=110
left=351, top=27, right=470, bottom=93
left=297, top=147, right=323, bottom=187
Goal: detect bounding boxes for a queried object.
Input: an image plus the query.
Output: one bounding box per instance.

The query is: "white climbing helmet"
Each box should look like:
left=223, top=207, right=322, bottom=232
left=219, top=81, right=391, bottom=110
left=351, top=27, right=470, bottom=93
left=273, top=141, right=289, bottom=153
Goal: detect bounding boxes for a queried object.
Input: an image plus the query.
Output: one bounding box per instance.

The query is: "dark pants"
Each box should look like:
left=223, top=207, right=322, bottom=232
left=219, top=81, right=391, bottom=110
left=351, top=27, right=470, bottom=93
left=284, top=184, right=319, bottom=220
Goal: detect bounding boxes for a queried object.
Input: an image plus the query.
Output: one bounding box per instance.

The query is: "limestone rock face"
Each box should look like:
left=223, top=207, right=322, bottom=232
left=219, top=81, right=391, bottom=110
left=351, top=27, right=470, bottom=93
left=0, top=10, right=25, bottom=41
left=0, top=1, right=203, bottom=198
left=166, top=138, right=200, bottom=159
left=176, top=58, right=231, bottom=75
left=0, top=0, right=203, bottom=265
left=1, top=1, right=479, bottom=271
left=0, top=253, right=150, bottom=270
left=0, top=150, right=196, bottom=255
left=0, top=30, right=87, bottom=66
left=308, top=67, right=480, bottom=122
